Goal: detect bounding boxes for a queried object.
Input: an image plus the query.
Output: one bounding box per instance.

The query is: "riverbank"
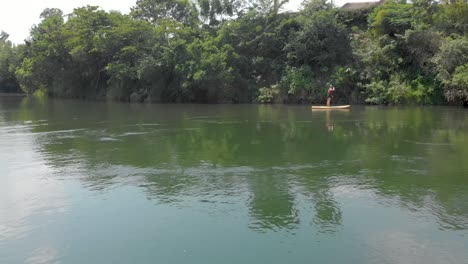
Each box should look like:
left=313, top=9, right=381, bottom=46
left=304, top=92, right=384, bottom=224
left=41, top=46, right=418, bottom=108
left=0, top=93, right=26, bottom=97
left=1, top=1, right=466, bottom=107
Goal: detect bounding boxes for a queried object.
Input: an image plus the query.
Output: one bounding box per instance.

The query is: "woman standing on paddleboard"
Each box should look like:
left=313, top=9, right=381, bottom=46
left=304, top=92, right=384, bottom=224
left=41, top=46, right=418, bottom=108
left=326, top=84, right=335, bottom=107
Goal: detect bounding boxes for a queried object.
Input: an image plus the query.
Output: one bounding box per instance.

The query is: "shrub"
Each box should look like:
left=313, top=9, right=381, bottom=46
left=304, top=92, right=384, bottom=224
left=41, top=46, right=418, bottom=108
left=257, top=85, right=280, bottom=103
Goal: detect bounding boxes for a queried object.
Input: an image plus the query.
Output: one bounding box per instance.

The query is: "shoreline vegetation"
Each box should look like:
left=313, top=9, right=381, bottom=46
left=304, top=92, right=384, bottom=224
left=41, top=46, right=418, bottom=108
left=0, top=93, right=26, bottom=97
left=0, top=0, right=467, bottom=105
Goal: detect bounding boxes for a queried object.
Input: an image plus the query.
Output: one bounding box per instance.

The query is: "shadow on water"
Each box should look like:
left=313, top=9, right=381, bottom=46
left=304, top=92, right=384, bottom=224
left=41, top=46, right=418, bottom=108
left=1, top=97, right=468, bottom=232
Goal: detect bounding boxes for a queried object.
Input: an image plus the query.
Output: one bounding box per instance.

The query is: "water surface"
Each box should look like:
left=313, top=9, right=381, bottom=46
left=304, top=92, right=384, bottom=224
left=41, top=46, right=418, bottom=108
left=1, top=97, right=467, bottom=264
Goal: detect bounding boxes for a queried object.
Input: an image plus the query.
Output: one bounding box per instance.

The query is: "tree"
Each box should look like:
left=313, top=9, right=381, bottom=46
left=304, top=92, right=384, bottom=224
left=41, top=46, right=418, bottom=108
left=0, top=33, right=23, bottom=93
left=0, top=31, right=9, bottom=42
left=131, top=0, right=199, bottom=26
left=253, top=0, right=290, bottom=15
left=197, top=0, right=245, bottom=26
left=277, top=0, right=352, bottom=103
left=369, top=0, right=414, bottom=37
left=286, top=1, right=350, bottom=69
left=434, top=0, right=468, bottom=36
left=432, top=37, right=468, bottom=103
left=101, top=12, right=155, bottom=101
left=15, top=8, right=67, bottom=94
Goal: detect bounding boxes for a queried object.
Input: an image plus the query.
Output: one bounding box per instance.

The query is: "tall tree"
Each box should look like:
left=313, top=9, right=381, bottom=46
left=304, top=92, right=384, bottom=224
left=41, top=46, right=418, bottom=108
left=0, top=32, right=23, bottom=93
left=131, top=0, right=199, bottom=26
left=15, top=8, right=67, bottom=94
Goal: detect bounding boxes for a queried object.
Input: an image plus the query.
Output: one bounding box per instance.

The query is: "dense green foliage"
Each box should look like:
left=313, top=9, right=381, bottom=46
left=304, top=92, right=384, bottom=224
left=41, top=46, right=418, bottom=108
left=0, top=32, right=23, bottom=93
left=0, top=0, right=467, bottom=104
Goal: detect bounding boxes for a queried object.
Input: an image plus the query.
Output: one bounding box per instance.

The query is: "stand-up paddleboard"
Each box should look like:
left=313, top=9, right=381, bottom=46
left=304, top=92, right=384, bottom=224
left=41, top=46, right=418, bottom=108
left=311, top=105, right=351, bottom=110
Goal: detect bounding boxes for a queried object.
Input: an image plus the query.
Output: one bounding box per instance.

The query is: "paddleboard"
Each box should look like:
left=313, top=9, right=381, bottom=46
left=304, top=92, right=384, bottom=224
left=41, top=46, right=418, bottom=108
left=311, top=105, right=351, bottom=109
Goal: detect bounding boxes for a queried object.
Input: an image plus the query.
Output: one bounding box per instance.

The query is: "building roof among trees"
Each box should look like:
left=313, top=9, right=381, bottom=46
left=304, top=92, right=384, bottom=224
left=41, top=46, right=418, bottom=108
left=341, top=0, right=384, bottom=10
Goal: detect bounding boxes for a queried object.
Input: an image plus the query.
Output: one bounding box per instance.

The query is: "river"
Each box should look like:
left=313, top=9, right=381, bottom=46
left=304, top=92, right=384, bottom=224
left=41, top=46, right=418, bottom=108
left=1, top=97, right=467, bottom=264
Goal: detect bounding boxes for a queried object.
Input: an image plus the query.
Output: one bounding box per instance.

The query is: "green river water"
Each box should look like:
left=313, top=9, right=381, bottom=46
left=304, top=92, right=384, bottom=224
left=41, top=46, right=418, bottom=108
left=0, top=97, right=467, bottom=264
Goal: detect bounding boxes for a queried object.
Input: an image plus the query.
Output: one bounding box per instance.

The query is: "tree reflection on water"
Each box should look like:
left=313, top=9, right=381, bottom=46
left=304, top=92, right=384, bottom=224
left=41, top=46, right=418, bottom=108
left=2, top=97, right=468, bottom=232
